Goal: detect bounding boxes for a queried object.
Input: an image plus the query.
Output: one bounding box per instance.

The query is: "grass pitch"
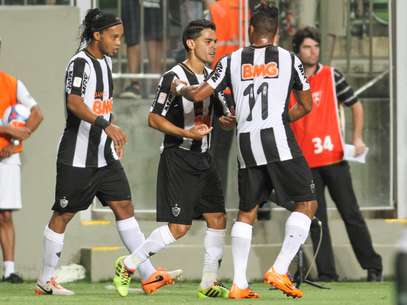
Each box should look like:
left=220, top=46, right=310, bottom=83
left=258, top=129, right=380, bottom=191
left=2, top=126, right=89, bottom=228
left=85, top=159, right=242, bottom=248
left=0, top=281, right=394, bottom=305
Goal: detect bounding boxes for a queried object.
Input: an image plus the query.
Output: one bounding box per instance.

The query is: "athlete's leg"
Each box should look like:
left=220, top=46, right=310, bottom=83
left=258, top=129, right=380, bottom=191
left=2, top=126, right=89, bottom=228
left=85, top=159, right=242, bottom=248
left=264, top=158, right=317, bottom=298
left=230, top=206, right=257, bottom=289
left=0, top=210, right=16, bottom=278
left=272, top=200, right=317, bottom=274
left=124, top=223, right=189, bottom=271
left=199, top=212, right=226, bottom=289
left=38, top=211, right=75, bottom=285
left=109, top=200, right=156, bottom=280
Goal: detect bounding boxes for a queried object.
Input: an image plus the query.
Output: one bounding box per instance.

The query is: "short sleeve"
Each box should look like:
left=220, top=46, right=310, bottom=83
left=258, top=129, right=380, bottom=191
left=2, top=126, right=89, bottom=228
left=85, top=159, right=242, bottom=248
left=150, top=71, right=177, bottom=116
left=65, top=57, right=91, bottom=97
left=16, top=80, right=37, bottom=110
left=334, top=68, right=357, bottom=107
left=292, top=54, right=310, bottom=91
left=206, top=56, right=229, bottom=93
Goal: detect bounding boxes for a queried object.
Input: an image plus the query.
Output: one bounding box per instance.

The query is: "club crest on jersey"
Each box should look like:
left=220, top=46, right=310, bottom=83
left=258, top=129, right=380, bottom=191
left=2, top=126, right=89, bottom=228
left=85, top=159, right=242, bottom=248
left=59, top=196, right=69, bottom=208
left=171, top=204, right=181, bottom=217
left=241, top=62, right=279, bottom=80
left=310, top=181, right=316, bottom=194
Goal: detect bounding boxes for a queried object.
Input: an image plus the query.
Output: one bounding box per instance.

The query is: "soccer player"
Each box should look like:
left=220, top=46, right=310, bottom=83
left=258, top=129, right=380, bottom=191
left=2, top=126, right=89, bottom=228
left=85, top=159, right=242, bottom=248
left=289, top=26, right=382, bottom=281
left=34, top=9, right=180, bottom=296
left=171, top=4, right=317, bottom=299
left=0, top=37, right=43, bottom=283
left=113, top=19, right=234, bottom=298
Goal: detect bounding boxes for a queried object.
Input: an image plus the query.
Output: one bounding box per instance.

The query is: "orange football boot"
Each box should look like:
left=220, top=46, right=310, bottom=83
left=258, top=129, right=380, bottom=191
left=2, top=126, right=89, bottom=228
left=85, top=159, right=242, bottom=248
left=141, top=268, right=182, bottom=294
left=228, top=283, right=260, bottom=299
left=264, top=267, right=303, bottom=298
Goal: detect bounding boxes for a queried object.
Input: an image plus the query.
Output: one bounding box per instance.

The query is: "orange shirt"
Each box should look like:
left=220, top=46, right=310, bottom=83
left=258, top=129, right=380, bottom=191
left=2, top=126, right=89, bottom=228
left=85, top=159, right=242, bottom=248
left=0, top=71, right=23, bottom=152
left=289, top=65, right=344, bottom=168
left=209, top=0, right=247, bottom=68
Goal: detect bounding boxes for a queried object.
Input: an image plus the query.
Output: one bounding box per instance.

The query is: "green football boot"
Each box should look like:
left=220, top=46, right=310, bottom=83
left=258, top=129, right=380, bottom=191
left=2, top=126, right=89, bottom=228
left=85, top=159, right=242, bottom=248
left=197, top=281, right=229, bottom=299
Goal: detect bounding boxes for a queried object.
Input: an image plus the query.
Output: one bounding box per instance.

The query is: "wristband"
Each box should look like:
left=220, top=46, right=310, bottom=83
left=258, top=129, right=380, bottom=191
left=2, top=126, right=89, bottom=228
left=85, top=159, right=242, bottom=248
left=94, top=116, right=110, bottom=129
left=176, top=83, right=186, bottom=95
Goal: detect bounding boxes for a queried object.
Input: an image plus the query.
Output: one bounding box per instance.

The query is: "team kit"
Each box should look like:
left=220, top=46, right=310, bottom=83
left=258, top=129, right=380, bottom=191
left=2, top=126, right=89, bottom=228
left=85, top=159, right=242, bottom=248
left=2, top=4, right=347, bottom=300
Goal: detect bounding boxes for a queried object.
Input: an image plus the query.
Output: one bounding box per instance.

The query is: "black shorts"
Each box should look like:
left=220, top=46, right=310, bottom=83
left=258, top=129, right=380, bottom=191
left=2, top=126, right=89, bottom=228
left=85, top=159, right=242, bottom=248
left=52, top=161, right=132, bottom=213
left=156, top=147, right=225, bottom=225
left=121, top=0, right=163, bottom=46
left=238, top=157, right=316, bottom=211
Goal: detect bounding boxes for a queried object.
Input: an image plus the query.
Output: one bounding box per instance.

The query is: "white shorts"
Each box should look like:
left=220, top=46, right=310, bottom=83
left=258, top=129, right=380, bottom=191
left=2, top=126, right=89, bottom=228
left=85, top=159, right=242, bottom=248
left=0, top=162, right=22, bottom=210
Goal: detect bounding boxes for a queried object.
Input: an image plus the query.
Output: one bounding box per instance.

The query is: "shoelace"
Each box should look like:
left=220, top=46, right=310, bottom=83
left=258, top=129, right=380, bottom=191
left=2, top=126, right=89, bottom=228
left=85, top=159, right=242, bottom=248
left=116, top=263, right=131, bottom=286
left=213, top=281, right=227, bottom=288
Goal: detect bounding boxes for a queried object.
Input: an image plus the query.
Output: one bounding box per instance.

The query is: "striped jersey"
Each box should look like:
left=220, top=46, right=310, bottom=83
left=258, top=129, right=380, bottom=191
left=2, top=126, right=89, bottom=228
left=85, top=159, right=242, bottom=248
left=150, top=62, right=229, bottom=153
left=57, top=50, right=118, bottom=168
left=206, top=45, right=310, bottom=168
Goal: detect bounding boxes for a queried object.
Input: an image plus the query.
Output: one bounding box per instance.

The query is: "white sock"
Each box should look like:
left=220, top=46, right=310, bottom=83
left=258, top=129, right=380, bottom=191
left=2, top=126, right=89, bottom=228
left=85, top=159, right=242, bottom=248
left=231, top=221, right=252, bottom=289
left=3, top=261, right=15, bottom=278
left=39, top=225, right=64, bottom=284
left=124, top=225, right=176, bottom=271
left=116, top=217, right=156, bottom=280
left=400, top=229, right=407, bottom=254
left=272, top=211, right=311, bottom=274
left=200, top=228, right=226, bottom=289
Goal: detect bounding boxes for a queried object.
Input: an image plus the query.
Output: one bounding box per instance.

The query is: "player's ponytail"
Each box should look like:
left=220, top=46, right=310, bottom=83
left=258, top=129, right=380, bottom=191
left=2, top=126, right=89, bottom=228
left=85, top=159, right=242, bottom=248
left=78, top=8, right=122, bottom=51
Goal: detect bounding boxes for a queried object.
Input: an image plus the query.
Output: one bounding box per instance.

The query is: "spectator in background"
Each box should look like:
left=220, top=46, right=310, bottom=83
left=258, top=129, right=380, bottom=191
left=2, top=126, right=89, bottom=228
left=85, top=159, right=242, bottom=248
left=173, top=0, right=205, bottom=63
left=0, top=37, right=43, bottom=283
left=120, top=0, right=163, bottom=98
left=289, top=26, right=383, bottom=282
left=208, top=0, right=247, bottom=196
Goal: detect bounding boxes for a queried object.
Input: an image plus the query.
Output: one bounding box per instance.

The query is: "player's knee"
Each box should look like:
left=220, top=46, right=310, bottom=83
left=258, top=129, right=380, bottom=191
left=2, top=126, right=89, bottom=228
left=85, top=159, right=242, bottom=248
left=237, top=208, right=257, bottom=224
left=295, top=200, right=318, bottom=218
left=109, top=200, right=134, bottom=219
left=205, top=212, right=226, bottom=229
left=0, top=211, right=12, bottom=226
left=168, top=223, right=191, bottom=239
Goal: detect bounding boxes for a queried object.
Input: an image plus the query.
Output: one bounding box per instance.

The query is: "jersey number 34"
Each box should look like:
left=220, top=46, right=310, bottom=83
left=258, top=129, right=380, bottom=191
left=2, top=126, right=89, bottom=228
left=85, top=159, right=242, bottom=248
left=312, top=136, right=334, bottom=154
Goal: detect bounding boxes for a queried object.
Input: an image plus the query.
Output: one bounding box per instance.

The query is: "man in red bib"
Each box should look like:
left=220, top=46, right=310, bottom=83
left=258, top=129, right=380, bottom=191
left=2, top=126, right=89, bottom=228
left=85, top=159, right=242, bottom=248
left=0, top=37, right=43, bottom=283
left=289, top=27, right=382, bottom=281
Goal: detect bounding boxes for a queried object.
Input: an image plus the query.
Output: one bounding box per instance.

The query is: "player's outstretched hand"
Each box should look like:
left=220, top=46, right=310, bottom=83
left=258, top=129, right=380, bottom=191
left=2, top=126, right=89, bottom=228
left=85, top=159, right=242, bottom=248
left=186, top=124, right=213, bottom=140
left=6, top=126, right=31, bottom=141
left=219, top=114, right=236, bottom=130
left=105, top=124, right=127, bottom=147
left=171, top=78, right=187, bottom=95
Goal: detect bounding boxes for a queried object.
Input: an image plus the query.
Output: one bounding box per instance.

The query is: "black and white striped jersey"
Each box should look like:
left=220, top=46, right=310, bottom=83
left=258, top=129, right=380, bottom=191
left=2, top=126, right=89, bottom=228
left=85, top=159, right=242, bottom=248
left=150, top=63, right=229, bottom=153
left=57, top=50, right=118, bottom=168
left=207, top=45, right=310, bottom=168
left=333, top=67, right=358, bottom=106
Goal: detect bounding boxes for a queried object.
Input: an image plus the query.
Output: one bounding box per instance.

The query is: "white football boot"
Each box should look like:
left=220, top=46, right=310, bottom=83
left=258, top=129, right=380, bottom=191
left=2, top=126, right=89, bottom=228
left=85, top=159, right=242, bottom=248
left=34, top=277, right=74, bottom=296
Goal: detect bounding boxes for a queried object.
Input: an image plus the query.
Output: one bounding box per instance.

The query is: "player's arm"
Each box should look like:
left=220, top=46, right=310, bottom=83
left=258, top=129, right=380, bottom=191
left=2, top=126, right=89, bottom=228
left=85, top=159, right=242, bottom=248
left=335, top=68, right=366, bottom=156
left=66, top=58, right=126, bottom=147
left=148, top=113, right=212, bottom=140
left=149, top=72, right=212, bottom=140
left=172, top=55, right=230, bottom=103
left=288, top=90, right=312, bottom=122
left=172, top=80, right=214, bottom=102
left=288, top=54, right=313, bottom=122
left=0, top=124, right=30, bottom=140
left=349, top=101, right=365, bottom=155
left=17, top=80, right=43, bottom=135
